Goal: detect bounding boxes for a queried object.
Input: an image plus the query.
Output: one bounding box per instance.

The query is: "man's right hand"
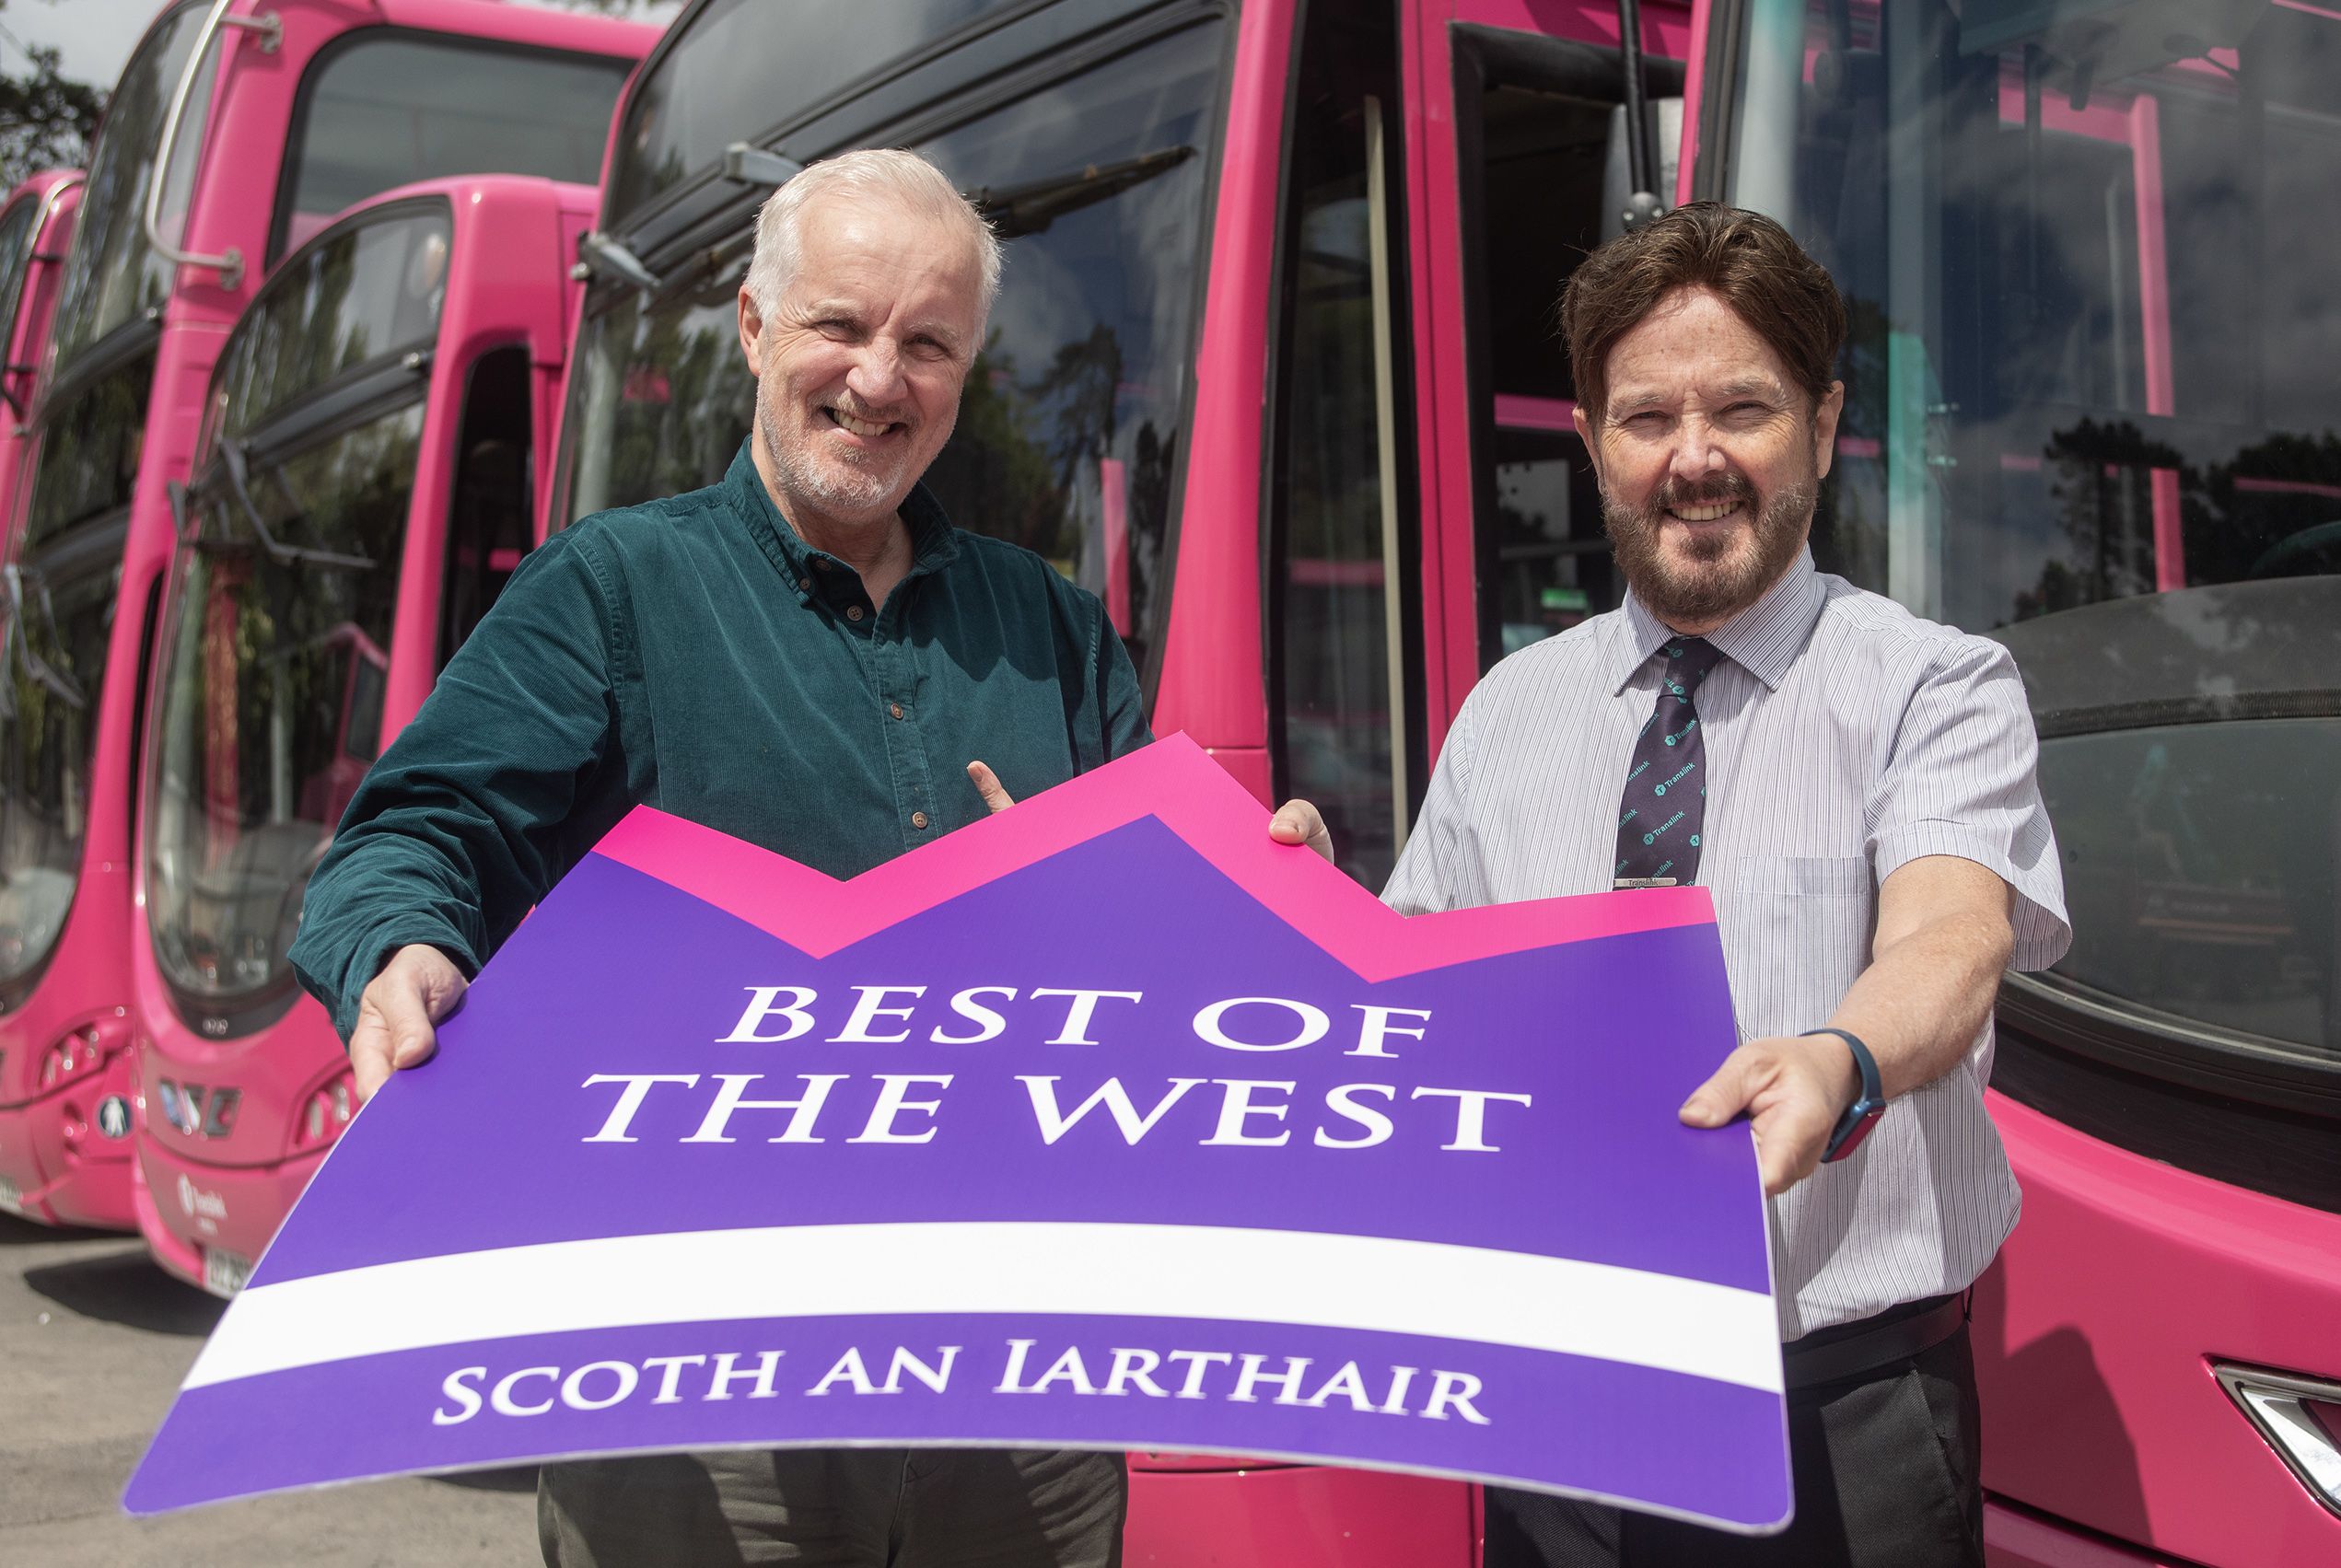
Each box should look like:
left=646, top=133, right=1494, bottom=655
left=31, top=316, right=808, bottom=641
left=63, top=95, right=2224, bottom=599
left=350, top=945, right=468, bottom=1102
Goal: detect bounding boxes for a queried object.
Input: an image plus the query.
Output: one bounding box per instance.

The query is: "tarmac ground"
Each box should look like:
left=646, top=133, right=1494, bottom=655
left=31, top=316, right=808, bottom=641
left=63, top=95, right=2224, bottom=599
left=0, top=1209, right=540, bottom=1565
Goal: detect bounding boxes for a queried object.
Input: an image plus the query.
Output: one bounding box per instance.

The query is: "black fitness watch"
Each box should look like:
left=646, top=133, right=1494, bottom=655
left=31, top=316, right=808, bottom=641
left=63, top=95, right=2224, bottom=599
left=1802, top=1027, right=1886, bottom=1161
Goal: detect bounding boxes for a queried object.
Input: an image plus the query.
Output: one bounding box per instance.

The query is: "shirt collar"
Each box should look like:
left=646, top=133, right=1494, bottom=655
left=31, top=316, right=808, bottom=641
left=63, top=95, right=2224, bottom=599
left=726, top=440, right=962, bottom=601
left=1608, top=546, right=1826, bottom=694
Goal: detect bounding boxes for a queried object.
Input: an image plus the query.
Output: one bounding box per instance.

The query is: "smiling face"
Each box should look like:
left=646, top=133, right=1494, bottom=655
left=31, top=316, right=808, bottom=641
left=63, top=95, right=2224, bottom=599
left=738, top=194, right=984, bottom=539
left=1573, top=285, right=1842, bottom=633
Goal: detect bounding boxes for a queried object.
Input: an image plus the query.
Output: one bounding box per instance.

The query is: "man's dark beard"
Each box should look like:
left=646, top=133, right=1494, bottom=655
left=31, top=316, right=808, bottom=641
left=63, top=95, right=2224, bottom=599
left=1601, top=470, right=1815, bottom=627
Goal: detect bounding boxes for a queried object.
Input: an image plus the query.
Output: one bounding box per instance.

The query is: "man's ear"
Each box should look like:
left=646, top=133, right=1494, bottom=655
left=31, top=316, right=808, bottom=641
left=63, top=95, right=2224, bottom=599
left=1572, top=401, right=1603, bottom=487
left=738, top=286, right=766, bottom=377
left=1813, top=379, right=1845, bottom=479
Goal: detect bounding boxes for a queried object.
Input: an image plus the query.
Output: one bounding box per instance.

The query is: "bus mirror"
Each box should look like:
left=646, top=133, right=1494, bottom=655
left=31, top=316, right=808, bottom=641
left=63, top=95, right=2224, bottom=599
left=721, top=143, right=805, bottom=190
left=1601, top=97, right=1681, bottom=241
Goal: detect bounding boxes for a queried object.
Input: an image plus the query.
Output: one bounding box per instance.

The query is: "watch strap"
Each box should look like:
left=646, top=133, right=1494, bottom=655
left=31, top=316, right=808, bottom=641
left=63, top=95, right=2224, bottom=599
left=1802, top=1027, right=1885, bottom=1162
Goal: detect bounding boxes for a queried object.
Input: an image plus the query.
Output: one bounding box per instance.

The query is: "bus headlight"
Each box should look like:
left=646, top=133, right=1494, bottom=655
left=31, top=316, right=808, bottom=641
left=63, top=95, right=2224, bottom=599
left=2216, top=1363, right=2341, bottom=1516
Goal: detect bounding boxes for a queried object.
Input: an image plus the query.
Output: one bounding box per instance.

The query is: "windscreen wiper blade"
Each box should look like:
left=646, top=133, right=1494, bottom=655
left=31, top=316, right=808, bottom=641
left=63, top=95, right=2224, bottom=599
left=210, top=436, right=378, bottom=572
left=0, top=563, right=87, bottom=710
left=969, top=146, right=1196, bottom=241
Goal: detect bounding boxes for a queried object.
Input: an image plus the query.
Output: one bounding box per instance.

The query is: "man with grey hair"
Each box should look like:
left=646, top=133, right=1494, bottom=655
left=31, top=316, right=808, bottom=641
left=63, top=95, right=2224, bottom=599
left=290, top=147, right=1142, bottom=1565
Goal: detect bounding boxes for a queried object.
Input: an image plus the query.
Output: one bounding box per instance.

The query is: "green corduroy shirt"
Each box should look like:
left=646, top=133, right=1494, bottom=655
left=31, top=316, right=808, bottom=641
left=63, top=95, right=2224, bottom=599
left=290, top=442, right=1152, bottom=1040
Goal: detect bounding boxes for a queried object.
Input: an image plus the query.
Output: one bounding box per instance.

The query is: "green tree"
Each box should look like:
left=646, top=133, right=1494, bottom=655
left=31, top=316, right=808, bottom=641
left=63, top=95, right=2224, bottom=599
left=0, top=2, right=106, bottom=189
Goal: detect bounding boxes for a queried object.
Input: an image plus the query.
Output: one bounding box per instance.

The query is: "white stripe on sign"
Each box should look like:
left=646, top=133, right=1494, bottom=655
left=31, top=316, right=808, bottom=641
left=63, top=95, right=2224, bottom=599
left=184, top=1223, right=1781, bottom=1394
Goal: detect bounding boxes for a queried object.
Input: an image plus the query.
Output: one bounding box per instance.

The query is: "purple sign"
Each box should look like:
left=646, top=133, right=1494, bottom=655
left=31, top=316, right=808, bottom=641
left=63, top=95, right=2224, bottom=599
left=126, top=735, right=1787, bottom=1530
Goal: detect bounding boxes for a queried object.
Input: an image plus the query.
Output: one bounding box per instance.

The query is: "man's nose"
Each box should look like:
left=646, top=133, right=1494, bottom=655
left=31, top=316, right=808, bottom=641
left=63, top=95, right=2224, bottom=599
left=1667, top=417, right=1730, bottom=485
left=845, top=340, right=907, bottom=406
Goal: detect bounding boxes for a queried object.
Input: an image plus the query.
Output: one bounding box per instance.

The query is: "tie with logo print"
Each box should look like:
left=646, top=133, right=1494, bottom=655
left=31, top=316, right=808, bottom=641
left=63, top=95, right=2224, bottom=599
left=1613, top=636, right=1727, bottom=887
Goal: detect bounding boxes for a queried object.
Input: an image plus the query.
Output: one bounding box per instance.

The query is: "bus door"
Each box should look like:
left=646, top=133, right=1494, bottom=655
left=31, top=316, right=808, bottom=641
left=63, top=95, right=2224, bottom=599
left=1403, top=0, right=1695, bottom=734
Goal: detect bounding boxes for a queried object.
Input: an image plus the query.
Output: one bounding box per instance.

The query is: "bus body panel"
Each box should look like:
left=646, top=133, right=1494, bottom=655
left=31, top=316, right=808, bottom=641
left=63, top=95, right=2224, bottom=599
left=0, top=171, right=82, bottom=552
left=1148, top=0, right=1292, bottom=794
left=1977, top=1091, right=2341, bottom=1563
left=1124, top=1461, right=1477, bottom=1563
left=133, top=176, right=601, bottom=1294
left=0, top=0, right=650, bottom=1242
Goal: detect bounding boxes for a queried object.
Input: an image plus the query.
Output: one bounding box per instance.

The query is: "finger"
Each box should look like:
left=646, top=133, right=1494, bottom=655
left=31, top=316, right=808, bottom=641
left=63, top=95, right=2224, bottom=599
left=966, top=761, right=1016, bottom=814
left=349, top=1023, right=397, bottom=1104
left=374, top=977, right=442, bottom=1074
left=1680, top=1048, right=1762, bottom=1127
left=1269, top=800, right=1334, bottom=861
left=1750, top=1103, right=1831, bottom=1196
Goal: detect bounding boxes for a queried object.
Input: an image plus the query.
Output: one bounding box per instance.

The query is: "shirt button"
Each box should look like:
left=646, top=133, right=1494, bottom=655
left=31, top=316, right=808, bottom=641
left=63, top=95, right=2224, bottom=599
left=813, top=558, right=831, bottom=571
left=911, top=811, right=929, bottom=830
left=797, top=577, right=810, bottom=593
left=846, top=605, right=865, bottom=621
left=889, top=703, right=904, bottom=720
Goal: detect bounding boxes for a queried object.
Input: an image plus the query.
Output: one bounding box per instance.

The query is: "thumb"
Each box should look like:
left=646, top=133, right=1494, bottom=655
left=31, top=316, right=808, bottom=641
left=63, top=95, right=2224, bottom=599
left=1680, top=1048, right=1761, bottom=1128
left=966, top=761, right=1017, bottom=814
left=376, top=978, right=443, bottom=1074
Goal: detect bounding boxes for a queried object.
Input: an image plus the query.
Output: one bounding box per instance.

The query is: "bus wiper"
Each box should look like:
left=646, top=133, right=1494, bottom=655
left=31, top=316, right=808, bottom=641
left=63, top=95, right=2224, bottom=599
left=0, top=563, right=87, bottom=711
left=969, top=147, right=1196, bottom=240
left=210, top=436, right=378, bottom=571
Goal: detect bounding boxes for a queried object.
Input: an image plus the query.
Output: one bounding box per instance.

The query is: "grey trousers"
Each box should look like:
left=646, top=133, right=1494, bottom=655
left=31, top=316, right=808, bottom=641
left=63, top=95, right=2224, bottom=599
left=538, top=1447, right=1126, bottom=1567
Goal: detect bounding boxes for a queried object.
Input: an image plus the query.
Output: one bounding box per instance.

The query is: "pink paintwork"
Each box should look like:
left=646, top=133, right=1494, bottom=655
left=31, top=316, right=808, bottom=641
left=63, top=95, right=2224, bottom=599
left=133, top=175, right=603, bottom=1293
left=1975, top=1092, right=2341, bottom=1564
left=1150, top=0, right=1295, bottom=807
left=0, top=169, right=80, bottom=562
left=0, top=0, right=650, bottom=1244
left=593, top=734, right=1714, bottom=976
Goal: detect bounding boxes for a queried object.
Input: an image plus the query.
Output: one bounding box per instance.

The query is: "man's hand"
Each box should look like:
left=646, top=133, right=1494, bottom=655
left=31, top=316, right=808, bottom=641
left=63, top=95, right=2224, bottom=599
left=968, top=761, right=1014, bottom=813
left=1269, top=798, right=1334, bottom=863
left=1679, top=1032, right=1862, bottom=1196
left=350, top=945, right=468, bottom=1103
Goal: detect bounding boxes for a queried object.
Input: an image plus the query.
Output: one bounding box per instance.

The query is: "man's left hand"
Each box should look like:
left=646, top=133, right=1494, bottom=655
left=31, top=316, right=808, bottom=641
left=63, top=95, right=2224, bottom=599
left=1679, top=1032, right=1863, bottom=1196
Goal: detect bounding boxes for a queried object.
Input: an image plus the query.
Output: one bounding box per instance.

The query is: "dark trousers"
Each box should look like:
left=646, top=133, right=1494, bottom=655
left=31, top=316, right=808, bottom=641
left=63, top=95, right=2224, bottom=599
left=1487, top=1318, right=1984, bottom=1568
left=538, top=1447, right=1126, bottom=1567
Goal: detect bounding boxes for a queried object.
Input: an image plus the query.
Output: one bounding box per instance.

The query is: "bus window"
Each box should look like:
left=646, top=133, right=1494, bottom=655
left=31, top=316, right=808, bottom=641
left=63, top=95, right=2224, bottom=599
left=0, top=542, right=121, bottom=1001
left=608, top=0, right=1030, bottom=231
left=561, top=22, right=1228, bottom=677
left=1270, top=2, right=1419, bottom=892
left=45, top=1, right=207, bottom=377
left=1450, top=29, right=1684, bottom=667
left=145, top=207, right=447, bottom=1027
left=147, top=405, right=416, bottom=1020
left=438, top=346, right=534, bottom=668
left=22, top=352, right=152, bottom=555
left=1725, top=0, right=2341, bottom=1184
left=272, top=34, right=633, bottom=261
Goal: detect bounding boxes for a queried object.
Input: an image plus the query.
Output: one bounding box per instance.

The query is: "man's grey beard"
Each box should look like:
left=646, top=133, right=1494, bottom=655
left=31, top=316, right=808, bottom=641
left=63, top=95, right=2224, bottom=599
left=1601, top=470, right=1816, bottom=628
left=758, top=399, right=903, bottom=528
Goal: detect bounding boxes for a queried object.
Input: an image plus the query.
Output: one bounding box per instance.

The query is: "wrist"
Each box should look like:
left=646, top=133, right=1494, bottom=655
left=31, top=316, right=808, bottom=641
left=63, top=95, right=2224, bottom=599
left=1800, top=1027, right=1886, bottom=1161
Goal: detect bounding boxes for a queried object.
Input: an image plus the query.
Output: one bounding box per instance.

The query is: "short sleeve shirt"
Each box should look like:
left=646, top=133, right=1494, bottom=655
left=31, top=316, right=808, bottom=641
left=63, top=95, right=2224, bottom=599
left=1382, top=548, right=2071, bottom=1338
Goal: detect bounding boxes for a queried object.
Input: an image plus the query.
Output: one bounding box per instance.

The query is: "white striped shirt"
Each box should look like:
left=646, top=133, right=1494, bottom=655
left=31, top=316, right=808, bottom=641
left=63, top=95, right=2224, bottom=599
left=1383, top=549, right=2070, bottom=1338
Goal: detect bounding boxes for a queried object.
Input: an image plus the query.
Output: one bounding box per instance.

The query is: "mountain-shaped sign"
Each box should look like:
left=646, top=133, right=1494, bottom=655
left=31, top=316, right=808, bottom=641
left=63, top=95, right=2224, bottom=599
left=126, top=735, right=1788, bottom=1531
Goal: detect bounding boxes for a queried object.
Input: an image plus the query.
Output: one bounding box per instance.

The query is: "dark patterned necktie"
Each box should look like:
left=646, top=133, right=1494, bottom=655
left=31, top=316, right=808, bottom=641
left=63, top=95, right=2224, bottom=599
left=1613, top=636, right=1727, bottom=887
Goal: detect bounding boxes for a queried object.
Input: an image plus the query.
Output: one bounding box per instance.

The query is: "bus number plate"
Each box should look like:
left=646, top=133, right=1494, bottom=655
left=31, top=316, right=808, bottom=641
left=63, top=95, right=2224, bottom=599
left=202, top=1248, right=253, bottom=1298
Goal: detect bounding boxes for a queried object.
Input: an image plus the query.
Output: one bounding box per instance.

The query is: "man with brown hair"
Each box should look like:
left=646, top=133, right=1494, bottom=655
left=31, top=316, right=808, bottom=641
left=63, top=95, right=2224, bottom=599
left=1380, top=203, right=2070, bottom=1564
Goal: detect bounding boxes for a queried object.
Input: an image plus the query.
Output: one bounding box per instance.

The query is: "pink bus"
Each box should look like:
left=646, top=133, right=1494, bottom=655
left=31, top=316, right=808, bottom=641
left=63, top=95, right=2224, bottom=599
left=134, top=175, right=596, bottom=1294
left=548, top=0, right=2341, bottom=1560
left=1695, top=2, right=2341, bottom=1562
left=0, top=170, right=82, bottom=559
left=0, top=167, right=85, bottom=1218
left=0, top=0, right=649, bottom=1241
left=104, top=0, right=2337, bottom=1558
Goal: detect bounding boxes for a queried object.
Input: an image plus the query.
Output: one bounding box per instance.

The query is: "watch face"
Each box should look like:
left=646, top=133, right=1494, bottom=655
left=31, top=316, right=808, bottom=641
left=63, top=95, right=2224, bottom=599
left=1826, top=1106, right=1883, bottom=1162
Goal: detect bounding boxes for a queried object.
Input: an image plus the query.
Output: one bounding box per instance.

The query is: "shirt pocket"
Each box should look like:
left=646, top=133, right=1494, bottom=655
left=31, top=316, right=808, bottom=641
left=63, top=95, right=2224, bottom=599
left=1739, top=854, right=1871, bottom=899
left=1715, top=854, right=1874, bottom=1037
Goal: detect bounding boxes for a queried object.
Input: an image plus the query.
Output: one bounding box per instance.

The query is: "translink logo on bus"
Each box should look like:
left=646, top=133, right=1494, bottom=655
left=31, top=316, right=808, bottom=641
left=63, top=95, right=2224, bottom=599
left=127, top=738, right=1788, bottom=1532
